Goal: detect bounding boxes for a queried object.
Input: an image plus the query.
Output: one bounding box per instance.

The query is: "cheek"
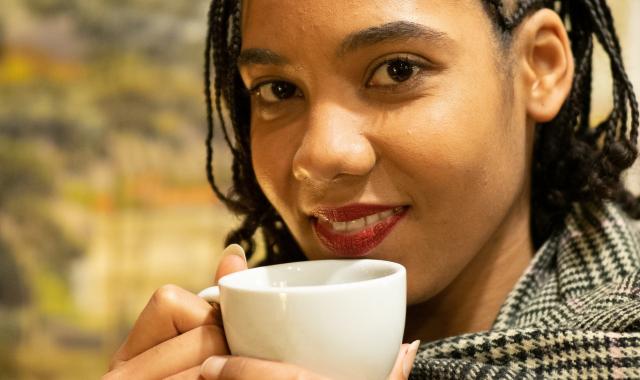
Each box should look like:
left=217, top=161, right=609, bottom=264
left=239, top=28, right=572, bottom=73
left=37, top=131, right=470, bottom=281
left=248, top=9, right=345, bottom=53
left=250, top=121, right=299, bottom=217
left=400, top=69, right=522, bottom=198
left=386, top=95, right=503, bottom=199
left=381, top=81, right=527, bottom=301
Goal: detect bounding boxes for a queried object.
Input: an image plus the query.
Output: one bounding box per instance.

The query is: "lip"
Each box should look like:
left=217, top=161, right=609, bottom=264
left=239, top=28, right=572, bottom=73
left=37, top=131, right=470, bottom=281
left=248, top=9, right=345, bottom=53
left=311, top=204, right=408, bottom=257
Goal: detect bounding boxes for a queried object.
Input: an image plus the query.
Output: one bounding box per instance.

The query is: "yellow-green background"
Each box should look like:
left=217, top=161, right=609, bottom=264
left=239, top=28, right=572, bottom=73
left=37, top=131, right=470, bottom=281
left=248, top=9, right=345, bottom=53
left=0, top=1, right=639, bottom=379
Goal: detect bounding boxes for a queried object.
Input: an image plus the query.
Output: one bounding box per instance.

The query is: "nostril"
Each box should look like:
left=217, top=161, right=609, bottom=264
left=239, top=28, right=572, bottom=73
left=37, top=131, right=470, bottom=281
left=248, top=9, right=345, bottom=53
left=293, top=165, right=311, bottom=182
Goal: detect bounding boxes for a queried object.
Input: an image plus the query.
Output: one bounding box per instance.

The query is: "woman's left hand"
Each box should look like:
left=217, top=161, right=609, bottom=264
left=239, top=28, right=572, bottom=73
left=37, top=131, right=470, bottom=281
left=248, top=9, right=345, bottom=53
left=189, top=339, right=420, bottom=380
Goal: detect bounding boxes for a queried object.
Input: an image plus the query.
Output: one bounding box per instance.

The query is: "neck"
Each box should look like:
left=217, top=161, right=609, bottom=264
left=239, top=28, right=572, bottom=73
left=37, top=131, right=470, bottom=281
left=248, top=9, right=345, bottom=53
left=404, top=198, right=534, bottom=343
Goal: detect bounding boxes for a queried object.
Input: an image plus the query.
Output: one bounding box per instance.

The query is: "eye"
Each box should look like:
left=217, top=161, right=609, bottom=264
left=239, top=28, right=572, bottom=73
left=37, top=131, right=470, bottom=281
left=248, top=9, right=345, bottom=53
left=367, top=58, right=423, bottom=87
left=253, top=81, right=302, bottom=103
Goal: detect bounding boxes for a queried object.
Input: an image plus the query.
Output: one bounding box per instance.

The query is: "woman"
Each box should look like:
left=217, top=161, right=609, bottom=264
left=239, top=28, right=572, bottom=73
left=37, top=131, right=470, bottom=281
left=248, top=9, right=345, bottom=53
left=104, top=0, right=640, bottom=379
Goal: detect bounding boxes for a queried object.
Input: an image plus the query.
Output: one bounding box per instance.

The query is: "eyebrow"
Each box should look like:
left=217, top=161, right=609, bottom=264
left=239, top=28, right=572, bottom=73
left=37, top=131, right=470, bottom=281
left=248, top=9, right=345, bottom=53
left=337, top=21, right=451, bottom=56
left=237, top=21, right=451, bottom=67
left=238, top=48, right=289, bottom=67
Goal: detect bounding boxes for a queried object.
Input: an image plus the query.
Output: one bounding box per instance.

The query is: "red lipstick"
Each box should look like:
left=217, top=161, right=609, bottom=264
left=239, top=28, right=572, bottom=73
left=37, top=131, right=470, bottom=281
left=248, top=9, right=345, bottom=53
left=311, top=204, right=408, bottom=257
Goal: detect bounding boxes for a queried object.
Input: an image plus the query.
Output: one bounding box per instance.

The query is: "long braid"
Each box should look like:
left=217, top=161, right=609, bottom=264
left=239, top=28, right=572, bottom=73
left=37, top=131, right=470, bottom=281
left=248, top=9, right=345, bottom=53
left=204, top=0, right=228, bottom=202
left=205, top=0, right=640, bottom=262
left=577, top=1, right=639, bottom=214
left=577, top=38, right=593, bottom=137
left=213, top=0, right=242, bottom=161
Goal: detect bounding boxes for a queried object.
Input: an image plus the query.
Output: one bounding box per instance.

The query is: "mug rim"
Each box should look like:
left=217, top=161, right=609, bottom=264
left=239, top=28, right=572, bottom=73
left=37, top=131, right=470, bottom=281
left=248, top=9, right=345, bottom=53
left=217, top=259, right=405, bottom=293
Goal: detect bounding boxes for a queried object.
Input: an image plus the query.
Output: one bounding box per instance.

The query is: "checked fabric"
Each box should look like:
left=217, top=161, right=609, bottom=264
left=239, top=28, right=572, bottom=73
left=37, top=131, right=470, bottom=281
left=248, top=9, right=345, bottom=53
left=410, top=202, right=640, bottom=379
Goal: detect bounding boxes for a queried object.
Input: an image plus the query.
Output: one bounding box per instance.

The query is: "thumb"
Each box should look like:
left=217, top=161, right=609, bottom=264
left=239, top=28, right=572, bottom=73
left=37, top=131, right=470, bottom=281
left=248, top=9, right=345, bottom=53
left=214, top=244, right=248, bottom=284
left=200, top=356, right=328, bottom=380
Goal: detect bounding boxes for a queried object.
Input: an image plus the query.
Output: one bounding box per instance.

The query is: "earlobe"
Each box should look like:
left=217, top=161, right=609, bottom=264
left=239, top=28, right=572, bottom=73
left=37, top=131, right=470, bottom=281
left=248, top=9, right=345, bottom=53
left=520, top=9, right=574, bottom=123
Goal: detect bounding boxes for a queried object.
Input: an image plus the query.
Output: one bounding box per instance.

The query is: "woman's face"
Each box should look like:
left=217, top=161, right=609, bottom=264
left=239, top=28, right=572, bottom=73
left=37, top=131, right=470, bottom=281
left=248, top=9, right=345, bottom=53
left=240, top=0, right=534, bottom=304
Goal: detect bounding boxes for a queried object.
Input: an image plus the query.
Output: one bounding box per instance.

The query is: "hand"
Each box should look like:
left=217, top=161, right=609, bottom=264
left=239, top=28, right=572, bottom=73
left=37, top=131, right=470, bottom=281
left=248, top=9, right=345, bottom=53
left=198, top=339, right=421, bottom=380
left=103, top=244, right=248, bottom=380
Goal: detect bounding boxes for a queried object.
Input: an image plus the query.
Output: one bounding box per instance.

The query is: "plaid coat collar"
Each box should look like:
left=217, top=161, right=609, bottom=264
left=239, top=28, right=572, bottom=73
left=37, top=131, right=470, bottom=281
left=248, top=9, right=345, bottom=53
left=411, top=203, right=640, bottom=379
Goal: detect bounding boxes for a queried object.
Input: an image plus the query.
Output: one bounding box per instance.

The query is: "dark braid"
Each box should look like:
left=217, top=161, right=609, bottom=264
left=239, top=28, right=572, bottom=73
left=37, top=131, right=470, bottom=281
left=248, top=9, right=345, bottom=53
left=205, top=0, right=639, bottom=262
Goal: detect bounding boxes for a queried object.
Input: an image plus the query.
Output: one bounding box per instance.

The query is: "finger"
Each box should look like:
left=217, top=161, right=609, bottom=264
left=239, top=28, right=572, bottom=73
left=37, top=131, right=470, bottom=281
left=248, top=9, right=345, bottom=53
left=110, top=284, right=217, bottom=369
left=163, top=365, right=204, bottom=380
left=110, top=325, right=228, bottom=380
left=200, top=356, right=329, bottom=380
left=388, top=344, right=410, bottom=380
left=214, top=244, right=247, bottom=284
left=400, top=340, right=420, bottom=380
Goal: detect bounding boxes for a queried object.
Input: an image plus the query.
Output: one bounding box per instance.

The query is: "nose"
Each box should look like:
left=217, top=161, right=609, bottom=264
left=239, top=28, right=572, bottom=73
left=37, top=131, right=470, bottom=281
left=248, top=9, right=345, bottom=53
left=292, top=102, right=376, bottom=184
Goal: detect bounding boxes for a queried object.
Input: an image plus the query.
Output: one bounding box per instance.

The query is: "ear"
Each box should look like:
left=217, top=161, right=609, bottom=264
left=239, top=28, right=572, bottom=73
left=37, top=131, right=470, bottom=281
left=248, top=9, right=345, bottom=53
left=516, top=8, right=574, bottom=123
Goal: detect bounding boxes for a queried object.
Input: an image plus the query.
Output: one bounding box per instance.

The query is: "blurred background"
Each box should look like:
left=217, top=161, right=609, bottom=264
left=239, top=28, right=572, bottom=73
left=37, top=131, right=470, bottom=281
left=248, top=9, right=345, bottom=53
left=0, top=1, right=639, bottom=379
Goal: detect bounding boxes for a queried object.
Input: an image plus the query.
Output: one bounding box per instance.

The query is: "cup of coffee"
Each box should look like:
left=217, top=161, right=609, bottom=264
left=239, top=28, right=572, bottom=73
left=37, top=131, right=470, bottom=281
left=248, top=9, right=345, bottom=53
left=198, top=259, right=406, bottom=380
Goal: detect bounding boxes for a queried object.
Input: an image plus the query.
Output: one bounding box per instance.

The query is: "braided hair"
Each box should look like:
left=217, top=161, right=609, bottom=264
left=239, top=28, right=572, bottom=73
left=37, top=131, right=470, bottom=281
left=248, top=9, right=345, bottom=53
left=204, top=0, right=640, bottom=264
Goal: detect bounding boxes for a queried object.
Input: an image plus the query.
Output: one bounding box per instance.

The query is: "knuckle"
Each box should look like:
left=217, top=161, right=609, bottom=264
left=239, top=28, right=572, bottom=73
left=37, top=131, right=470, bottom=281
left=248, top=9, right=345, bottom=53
left=151, top=284, right=183, bottom=311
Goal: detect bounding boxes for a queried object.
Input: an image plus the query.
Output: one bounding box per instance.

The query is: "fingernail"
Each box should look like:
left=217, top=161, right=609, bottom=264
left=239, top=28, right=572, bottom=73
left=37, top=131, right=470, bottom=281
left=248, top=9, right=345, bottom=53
left=223, top=244, right=247, bottom=265
left=402, top=340, right=420, bottom=378
left=201, top=356, right=228, bottom=379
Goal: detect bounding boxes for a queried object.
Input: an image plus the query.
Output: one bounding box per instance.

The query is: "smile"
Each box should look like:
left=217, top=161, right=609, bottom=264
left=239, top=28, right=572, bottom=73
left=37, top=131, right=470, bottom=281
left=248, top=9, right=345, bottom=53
left=311, top=204, right=408, bottom=257
left=317, top=206, right=405, bottom=233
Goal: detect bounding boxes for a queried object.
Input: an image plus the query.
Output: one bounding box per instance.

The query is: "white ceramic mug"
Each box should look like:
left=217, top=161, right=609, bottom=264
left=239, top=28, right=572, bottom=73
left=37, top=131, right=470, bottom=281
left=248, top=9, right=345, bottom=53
left=198, top=259, right=406, bottom=380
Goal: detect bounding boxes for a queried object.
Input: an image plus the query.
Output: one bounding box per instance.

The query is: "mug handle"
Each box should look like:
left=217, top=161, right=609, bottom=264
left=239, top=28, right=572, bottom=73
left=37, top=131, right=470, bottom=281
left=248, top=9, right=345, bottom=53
left=198, top=286, right=220, bottom=303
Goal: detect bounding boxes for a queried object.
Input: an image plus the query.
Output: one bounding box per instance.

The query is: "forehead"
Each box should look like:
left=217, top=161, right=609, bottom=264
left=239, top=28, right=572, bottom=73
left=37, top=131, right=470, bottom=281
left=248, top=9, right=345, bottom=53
left=241, top=0, right=490, bottom=51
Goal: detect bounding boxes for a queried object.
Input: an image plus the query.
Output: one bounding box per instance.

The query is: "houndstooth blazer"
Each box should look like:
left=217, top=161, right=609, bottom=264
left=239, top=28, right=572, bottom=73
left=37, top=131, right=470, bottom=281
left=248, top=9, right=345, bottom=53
left=410, top=202, right=640, bottom=379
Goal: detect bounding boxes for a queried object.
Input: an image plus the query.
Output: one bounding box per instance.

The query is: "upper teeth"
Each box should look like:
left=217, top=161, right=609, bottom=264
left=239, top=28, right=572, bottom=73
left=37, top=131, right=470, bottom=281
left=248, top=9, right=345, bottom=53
left=321, top=207, right=404, bottom=233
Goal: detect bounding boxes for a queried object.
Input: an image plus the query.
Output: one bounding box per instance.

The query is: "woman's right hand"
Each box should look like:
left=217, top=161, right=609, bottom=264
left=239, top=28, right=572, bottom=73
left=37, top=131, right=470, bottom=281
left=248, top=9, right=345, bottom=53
left=102, top=244, right=248, bottom=380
